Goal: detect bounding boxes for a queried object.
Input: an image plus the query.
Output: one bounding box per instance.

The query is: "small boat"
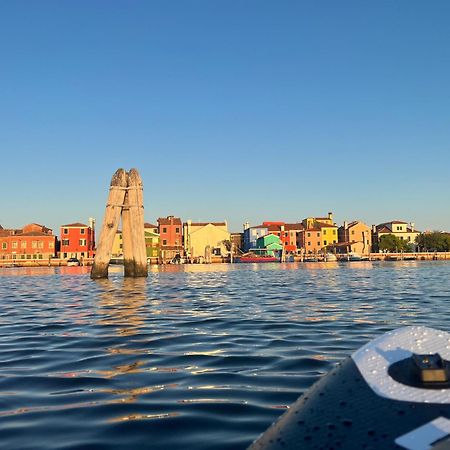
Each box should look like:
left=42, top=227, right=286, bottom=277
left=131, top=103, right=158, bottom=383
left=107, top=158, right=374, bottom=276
left=347, top=252, right=362, bottom=261
left=67, top=257, right=80, bottom=267
left=303, top=256, right=318, bottom=262
left=324, top=253, right=337, bottom=262
left=250, top=326, right=450, bottom=449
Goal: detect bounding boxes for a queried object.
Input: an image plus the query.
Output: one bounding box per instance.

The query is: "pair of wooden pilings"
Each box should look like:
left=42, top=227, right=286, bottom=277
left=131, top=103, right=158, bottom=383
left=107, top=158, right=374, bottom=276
left=91, top=168, right=148, bottom=279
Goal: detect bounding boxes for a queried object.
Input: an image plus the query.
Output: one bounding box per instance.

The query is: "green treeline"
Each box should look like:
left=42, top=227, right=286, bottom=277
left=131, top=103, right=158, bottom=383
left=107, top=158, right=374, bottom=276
left=378, top=232, right=450, bottom=252
left=416, top=232, right=450, bottom=252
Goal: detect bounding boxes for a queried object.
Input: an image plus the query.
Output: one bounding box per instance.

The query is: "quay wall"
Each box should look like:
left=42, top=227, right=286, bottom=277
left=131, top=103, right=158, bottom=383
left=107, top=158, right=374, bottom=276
left=1, top=253, right=449, bottom=268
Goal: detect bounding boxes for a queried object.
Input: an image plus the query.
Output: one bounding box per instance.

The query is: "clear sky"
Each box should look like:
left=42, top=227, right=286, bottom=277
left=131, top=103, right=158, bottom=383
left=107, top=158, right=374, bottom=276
left=1, top=1, right=449, bottom=235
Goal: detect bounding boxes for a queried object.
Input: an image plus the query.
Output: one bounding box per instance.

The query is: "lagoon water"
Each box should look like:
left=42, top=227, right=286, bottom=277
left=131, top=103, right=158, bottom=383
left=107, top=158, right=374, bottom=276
left=1, top=261, right=450, bottom=449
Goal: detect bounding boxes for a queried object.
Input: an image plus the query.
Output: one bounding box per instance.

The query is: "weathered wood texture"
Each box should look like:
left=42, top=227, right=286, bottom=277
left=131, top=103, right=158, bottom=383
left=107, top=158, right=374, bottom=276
left=122, top=169, right=148, bottom=277
left=90, top=169, right=127, bottom=279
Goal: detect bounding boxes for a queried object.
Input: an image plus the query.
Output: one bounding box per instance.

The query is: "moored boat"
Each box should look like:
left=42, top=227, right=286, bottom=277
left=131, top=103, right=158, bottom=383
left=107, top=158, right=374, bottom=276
left=234, top=255, right=280, bottom=263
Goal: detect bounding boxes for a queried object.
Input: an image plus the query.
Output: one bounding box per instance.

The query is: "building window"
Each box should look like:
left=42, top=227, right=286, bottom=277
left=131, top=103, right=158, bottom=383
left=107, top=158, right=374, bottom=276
left=323, top=230, right=327, bottom=235
left=21, top=241, right=26, bottom=249
left=317, top=241, right=320, bottom=246
left=351, top=230, right=355, bottom=235
left=79, top=239, right=86, bottom=246
left=317, top=233, right=320, bottom=237
left=32, top=241, right=37, bottom=249
left=307, top=232, right=310, bottom=237
left=49, top=242, right=54, bottom=249
left=62, top=239, right=69, bottom=246
left=175, top=227, right=180, bottom=233
left=2, top=242, right=7, bottom=250
left=38, top=241, right=43, bottom=249
left=324, top=240, right=327, bottom=245
left=163, top=239, right=167, bottom=245
left=307, top=242, right=311, bottom=246
left=80, top=229, right=85, bottom=235
left=333, top=230, right=336, bottom=234
left=64, top=228, right=68, bottom=234
left=162, top=227, right=167, bottom=233
left=12, top=241, right=18, bottom=249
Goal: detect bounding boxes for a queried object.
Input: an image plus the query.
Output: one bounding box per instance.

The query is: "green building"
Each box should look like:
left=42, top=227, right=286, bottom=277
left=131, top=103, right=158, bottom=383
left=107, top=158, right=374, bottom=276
left=144, top=229, right=160, bottom=259
left=256, top=234, right=283, bottom=256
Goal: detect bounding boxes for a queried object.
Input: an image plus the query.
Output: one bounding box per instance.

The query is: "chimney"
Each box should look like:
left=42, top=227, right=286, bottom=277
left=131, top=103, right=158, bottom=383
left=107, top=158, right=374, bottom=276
left=243, top=221, right=250, bottom=231
left=328, top=212, right=333, bottom=221
left=410, top=222, right=415, bottom=232
left=343, top=221, right=348, bottom=230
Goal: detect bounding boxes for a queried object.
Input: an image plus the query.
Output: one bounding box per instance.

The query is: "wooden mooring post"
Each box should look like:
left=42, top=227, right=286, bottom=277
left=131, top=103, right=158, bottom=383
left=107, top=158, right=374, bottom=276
left=91, top=168, right=148, bottom=279
left=122, top=169, right=148, bottom=277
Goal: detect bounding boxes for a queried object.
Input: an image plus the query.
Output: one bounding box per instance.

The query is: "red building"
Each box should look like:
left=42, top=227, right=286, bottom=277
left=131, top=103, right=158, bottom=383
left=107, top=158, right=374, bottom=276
left=60, top=220, right=95, bottom=259
left=262, top=222, right=304, bottom=253
left=157, top=216, right=183, bottom=261
left=0, top=223, right=57, bottom=261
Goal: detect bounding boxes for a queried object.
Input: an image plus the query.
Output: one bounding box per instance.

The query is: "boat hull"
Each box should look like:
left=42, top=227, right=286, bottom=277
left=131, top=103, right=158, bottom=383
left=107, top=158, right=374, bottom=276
left=234, top=257, right=280, bottom=263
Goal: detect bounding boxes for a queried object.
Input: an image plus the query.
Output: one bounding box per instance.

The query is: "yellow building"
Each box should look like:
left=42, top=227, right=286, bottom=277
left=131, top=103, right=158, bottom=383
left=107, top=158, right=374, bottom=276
left=111, top=230, right=123, bottom=257
left=374, top=221, right=420, bottom=250
left=300, top=213, right=338, bottom=254
left=183, top=221, right=230, bottom=259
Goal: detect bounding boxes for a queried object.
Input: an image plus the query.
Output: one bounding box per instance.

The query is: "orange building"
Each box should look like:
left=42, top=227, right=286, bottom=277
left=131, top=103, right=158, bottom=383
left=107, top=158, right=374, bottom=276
left=298, top=213, right=338, bottom=255
left=0, top=223, right=57, bottom=261
left=60, top=220, right=95, bottom=259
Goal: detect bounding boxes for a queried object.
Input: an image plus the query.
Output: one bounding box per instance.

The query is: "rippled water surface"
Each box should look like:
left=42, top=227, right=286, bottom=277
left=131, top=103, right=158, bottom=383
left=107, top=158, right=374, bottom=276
left=1, top=261, right=450, bottom=449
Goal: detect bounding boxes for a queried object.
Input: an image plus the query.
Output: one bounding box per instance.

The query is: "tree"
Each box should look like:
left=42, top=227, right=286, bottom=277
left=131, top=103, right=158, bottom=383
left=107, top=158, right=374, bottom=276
left=379, top=234, right=410, bottom=252
left=416, top=232, right=450, bottom=252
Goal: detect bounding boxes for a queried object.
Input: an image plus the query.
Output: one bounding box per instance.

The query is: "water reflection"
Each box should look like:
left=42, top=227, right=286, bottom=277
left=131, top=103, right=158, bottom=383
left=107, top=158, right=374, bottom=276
left=95, top=278, right=148, bottom=336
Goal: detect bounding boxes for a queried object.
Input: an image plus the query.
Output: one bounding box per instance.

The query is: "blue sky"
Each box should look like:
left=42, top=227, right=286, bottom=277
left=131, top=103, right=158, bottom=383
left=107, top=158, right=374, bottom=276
left=1, top=1, right=449, bottom=235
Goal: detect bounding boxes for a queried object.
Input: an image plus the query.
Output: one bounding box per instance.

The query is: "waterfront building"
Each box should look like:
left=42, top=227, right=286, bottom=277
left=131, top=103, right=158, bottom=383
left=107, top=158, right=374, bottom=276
left=256, top=234, right=283, bottom=256
left=144, top=223, right=159, bottom=234
left=144, top=223, right=160, bottom=260
left=263, top=221, right=304, bottom=254
left=243, top=222, right=269, bottom=252
left=230, top=232, right=244, bottom=253
left=183, top=220, right=230, bottom=259
left=157, top=216, right=183, bottom=262
left=299, top=212, right=338, bottom=255
left=111, top=231, right=123, bottom=257
left=0, top=223, right=57, bottom=260
left=60, top=219, right=95, bottom=259
left=329, top=220, right=372, bottom=255
left=372, top=221, right=420, bottom=251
